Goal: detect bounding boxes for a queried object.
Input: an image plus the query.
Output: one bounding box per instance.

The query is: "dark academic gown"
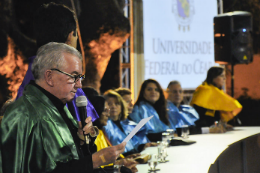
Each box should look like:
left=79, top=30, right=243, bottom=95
left=0, top=83, right=94, bottom=173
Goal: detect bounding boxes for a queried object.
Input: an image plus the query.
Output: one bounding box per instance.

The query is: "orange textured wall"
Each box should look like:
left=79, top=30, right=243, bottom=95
left=226, top=54, right=260, bottom=99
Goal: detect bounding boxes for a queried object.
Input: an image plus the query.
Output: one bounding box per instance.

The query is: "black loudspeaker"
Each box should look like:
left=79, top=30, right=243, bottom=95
left=214, top=11, right=253, bottom=65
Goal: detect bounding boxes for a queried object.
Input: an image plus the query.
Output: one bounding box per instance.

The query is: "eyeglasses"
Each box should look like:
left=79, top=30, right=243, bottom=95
left=51, top=68, right=85, bottom=83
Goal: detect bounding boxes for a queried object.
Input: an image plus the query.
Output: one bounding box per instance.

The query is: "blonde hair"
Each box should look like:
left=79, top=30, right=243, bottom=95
left=103, top=90, right=128, bottom=120
left=115, top=87, right=131, bottom=97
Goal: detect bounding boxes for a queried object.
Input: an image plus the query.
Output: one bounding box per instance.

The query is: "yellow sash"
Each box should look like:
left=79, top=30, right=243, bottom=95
left=95, top=130, right=124, bottom=167
left=190, top=82, right=242, bottom=121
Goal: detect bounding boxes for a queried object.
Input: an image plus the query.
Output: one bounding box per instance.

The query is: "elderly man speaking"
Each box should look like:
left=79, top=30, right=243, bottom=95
left=0, top=42, right=125, bottom=173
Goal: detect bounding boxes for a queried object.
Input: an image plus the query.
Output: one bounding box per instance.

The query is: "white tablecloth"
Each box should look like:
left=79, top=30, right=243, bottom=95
left=136, top=127, right=260, bottom=173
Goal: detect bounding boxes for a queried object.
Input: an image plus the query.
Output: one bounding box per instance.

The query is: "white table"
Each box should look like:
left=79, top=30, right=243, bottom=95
left=136, top=127, right=260, bottom=173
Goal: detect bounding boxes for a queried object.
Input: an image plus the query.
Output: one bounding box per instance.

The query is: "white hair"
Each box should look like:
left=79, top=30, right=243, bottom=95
left=32, top=42, right=82, bottom=81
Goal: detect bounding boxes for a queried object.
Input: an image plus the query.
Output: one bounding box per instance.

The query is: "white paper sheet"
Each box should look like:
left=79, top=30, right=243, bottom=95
left=123, top=116, right=153, bottom=143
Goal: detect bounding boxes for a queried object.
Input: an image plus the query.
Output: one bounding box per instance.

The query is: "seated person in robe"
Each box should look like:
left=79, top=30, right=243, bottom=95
left=115, top=87, right=157, bottom=147
left=166, top=80, right=199, bottom=129
left=128, top=79, right=170, bottom=142
left=103, top=90, right=151, bottom=156
left=190, top=66, right=242, bottom=131
left=167, top=81, right=224, bottom=134
left=87, top=94, right=138, bottom=173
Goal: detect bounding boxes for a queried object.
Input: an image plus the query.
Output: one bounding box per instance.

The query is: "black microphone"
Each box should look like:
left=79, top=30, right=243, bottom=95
left=76, top=96, right=90, bottom=144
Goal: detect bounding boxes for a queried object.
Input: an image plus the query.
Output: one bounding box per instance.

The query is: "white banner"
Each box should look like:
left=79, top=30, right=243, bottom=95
left=143, top=0, right=218, bottom=89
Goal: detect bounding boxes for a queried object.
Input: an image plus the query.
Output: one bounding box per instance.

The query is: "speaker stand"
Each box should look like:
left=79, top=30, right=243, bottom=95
left=231, top=64, right=234, bottom=97
left=230, top=64, right=242, bottom=125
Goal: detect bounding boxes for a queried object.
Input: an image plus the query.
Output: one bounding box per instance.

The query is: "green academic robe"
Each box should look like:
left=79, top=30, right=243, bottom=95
left=0, top=84, right=81, bottom=173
